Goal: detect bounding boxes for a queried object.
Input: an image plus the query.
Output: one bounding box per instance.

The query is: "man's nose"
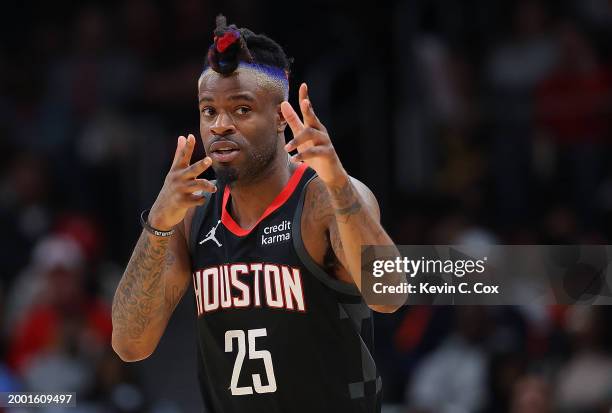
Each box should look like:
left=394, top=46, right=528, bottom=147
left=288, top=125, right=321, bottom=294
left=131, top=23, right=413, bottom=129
left=210, top=112, right=236, bottom=136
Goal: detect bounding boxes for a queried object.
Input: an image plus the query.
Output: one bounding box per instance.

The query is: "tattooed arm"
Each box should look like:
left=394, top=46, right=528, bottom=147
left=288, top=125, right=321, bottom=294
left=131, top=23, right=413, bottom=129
left=111, top=225, right=191, bottom=361
left=327, top=176, right=405, bottom=313
left=112, top=134, right=215, bottom=361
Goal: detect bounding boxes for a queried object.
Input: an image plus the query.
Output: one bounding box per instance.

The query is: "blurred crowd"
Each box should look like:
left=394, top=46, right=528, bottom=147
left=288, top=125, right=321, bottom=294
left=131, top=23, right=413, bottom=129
left=0, top=0, right=611, bottom=412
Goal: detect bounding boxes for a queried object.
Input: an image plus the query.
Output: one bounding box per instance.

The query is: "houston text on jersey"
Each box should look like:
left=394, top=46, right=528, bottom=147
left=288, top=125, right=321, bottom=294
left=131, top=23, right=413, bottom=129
left=192, top=263, right=306, bottom=316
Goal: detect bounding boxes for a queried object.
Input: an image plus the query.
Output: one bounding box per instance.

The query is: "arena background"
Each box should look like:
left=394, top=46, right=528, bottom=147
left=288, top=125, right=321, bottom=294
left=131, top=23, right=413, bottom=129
left=1, top=0, right=612, bottom=412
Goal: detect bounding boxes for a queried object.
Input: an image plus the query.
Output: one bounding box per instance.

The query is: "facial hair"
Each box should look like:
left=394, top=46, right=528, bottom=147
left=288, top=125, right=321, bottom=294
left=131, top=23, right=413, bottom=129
left=213, top=134, right=278, bottom=187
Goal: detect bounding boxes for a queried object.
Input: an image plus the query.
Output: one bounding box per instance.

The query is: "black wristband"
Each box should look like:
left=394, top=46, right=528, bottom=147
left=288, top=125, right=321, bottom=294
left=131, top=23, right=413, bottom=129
left=140, top=209, right=175, bottom=237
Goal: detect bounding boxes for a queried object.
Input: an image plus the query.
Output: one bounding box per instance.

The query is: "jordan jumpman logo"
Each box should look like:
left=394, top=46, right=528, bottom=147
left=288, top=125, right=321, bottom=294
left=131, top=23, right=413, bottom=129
left=200, top=220, right=222, bottom=247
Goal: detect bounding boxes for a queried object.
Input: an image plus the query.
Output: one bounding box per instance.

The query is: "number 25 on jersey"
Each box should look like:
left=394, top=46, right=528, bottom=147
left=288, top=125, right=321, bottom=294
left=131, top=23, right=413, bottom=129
left=225, top=328, right=277, bottom=396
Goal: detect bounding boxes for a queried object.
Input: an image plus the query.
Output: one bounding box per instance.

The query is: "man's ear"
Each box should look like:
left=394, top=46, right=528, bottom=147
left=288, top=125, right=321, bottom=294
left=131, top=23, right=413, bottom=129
left=276, top=103, right=288, bottom=133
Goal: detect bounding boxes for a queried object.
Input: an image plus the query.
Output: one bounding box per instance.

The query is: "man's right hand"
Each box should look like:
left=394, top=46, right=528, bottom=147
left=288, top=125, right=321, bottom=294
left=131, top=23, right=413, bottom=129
left=148, top=134, right=216, bottom=231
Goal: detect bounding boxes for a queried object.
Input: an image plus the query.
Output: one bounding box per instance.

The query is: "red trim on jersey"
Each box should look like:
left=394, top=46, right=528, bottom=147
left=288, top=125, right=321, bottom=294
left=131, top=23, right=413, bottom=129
left=221, top=163, right=308, bottom=236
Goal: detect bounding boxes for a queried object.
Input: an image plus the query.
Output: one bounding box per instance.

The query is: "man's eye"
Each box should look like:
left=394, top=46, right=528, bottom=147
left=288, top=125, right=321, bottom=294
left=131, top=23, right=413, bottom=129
left=235, top=106, right=251, bottom=115
left=202, top=107, right=216, bottom=117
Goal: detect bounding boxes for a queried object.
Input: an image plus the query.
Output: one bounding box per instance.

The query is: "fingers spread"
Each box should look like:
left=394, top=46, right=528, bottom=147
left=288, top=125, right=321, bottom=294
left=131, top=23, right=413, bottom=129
left=284, top=128, right=325, bottom=152
left=185, top=156, right=213, bottom=178
left=280, top=101, right=304, bottom=135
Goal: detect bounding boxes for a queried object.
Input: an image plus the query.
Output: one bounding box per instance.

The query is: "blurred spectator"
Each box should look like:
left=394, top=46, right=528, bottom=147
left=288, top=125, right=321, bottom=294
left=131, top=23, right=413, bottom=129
left=555, top=307, right=612, bottom=411
left=536, top=22, right=610, bottom=145
left=406, top=307, right=490, bottom=413
left=6, top=234, right=111, bottom=375
left=487, top=1, right=558, bottom=90
left=510, top=375, right=552, bottom=413
left=5, top=235, right=84, bottom=332
left=0, top=152, right=52, bottom=287
left=486, top=0, right=559, bottom=228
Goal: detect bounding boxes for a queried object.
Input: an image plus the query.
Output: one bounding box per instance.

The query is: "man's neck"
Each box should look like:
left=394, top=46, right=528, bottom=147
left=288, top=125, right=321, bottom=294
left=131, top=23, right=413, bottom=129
left=227, top=152, right=296, bottom=230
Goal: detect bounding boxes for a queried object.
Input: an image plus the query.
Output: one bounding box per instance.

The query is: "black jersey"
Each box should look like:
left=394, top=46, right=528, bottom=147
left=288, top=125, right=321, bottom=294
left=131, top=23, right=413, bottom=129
left=189, top=164, right=382, bottom=413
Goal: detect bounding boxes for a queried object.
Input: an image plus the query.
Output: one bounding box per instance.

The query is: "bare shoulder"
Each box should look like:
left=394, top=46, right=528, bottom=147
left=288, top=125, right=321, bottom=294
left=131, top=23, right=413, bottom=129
left=342, top=176, right=380, bottom=221
left=349, top=176, right=380, bottom=218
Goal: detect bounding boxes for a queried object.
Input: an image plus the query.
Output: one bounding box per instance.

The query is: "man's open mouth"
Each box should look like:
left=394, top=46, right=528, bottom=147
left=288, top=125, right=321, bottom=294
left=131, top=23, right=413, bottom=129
left=213, top=148, right=238, bottom=154
left=209, top=141, right=240, bottom=162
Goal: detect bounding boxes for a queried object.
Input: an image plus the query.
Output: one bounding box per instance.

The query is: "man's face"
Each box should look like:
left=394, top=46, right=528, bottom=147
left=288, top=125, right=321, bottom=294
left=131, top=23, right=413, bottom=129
left=198, top=68, right=285, bottom=186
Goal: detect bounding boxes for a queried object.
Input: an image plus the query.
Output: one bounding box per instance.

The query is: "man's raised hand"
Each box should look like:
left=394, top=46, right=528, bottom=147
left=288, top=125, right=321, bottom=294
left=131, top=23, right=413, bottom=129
left=280, top=83, right=348, bottom=186
left=148, top=134, right=216, bottom=231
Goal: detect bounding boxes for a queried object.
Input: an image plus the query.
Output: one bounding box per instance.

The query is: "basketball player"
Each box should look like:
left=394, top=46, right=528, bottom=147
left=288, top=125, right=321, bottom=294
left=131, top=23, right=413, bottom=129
left=112, top=15, right=401, bottom=413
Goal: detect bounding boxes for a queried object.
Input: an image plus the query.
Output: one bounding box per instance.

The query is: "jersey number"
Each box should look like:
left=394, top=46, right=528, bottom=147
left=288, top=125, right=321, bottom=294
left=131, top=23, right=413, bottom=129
left=224, top=328, right=277, bottom=395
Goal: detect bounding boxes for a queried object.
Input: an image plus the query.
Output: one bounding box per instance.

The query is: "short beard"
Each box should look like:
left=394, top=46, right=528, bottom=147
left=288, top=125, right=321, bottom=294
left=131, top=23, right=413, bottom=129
left=214, top=165, right=240, bottom=187
left=214, top=138, right=278, bottom=187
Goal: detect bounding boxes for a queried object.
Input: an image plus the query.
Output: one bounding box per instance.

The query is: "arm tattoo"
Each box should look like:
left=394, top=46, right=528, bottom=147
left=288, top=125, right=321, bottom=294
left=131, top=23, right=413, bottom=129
left=307, top=178, right=334, bottom=224
left=328, top=179, right=362, bottom=224
left=305, top=178, right=352, bottom=270
left=112, top=232, right=177, bottom=340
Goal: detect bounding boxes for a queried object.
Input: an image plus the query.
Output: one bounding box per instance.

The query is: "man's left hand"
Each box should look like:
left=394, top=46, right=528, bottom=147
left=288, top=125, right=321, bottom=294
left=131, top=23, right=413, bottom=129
left=280, top=83, right=348, bottom=187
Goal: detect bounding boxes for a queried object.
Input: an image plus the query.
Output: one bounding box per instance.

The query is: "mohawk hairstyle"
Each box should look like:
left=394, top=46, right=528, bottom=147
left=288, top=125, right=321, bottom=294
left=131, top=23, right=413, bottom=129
left=205, top=14, right=292, bottom=76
